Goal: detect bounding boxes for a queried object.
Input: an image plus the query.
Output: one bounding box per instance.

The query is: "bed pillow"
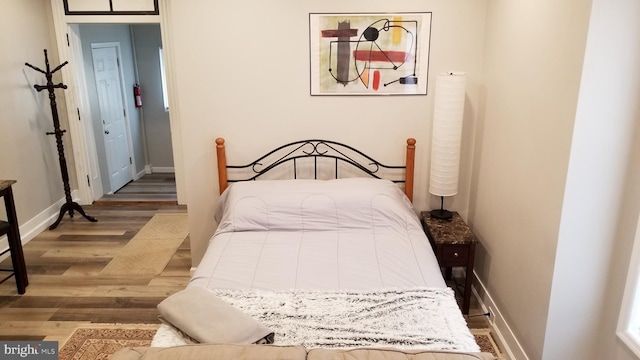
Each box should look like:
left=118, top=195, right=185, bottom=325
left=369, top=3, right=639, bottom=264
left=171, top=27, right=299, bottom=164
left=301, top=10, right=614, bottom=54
left=214, top=178, right=418, bottom=233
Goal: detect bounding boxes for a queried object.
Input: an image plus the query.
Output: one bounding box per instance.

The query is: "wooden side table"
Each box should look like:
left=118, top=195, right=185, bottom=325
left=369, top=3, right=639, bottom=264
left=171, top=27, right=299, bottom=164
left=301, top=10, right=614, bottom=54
left=0, top=180, right=28, bottom=294
left=421, top=211, right=476, bottom=314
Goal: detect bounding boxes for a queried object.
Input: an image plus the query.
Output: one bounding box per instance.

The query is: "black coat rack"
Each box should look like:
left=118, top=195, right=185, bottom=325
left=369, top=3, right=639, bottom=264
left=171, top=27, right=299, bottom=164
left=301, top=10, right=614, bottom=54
left=25, top=49, right=97, bottom=230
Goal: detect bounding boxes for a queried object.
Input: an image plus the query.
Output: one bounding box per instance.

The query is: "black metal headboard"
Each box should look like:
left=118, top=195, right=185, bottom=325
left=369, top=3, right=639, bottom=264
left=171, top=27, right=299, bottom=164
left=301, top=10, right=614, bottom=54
left=216, top=138, right=416, bottom=201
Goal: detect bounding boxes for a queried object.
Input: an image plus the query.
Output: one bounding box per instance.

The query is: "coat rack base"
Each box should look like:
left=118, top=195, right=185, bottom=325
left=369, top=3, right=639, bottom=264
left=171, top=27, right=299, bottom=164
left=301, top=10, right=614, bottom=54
left=49, top=201, right=98, bottom=230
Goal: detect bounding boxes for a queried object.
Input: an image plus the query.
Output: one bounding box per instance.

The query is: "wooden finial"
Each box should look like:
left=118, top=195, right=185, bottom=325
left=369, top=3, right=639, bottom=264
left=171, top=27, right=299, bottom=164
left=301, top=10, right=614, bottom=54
left=215, top=138, right=228, bottom=194
left=405, top=138, right=416, bottom=202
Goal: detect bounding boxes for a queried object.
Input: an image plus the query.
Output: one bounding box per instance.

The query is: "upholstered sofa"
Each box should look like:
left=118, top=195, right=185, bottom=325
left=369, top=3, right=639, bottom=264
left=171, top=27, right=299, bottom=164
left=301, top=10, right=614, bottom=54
left=110, top=343, right=496, bottom=360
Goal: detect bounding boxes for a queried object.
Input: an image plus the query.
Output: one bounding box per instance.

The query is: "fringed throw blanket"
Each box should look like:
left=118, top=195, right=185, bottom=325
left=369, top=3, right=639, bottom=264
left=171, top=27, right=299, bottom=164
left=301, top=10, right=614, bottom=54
left=152, top=287, right=480, bottom=352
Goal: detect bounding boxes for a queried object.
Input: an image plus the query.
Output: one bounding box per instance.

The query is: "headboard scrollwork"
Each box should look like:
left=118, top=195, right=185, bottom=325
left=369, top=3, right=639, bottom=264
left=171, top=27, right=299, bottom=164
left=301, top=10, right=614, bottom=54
left=216, top=138, right=416, bottom=202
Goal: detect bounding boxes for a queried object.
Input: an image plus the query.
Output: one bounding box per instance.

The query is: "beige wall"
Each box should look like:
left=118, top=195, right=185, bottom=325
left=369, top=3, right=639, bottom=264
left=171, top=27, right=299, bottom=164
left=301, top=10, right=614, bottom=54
left=472, top=0, right=640, bottom=358
left=470, top=0, right=592, bottom=358
left=0, top=1, right=72, bottom=241
left=164, top=0, right=488, bottom=266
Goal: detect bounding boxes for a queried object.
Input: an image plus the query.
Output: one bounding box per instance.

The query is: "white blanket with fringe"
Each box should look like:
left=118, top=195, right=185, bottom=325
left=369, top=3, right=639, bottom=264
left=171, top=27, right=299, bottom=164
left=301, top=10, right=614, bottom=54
left=152, top=287, right=479, bottom=352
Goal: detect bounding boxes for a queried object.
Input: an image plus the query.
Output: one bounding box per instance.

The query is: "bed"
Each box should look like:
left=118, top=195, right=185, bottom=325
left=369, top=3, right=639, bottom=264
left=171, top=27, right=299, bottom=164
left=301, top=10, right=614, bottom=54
left=146, top=138, right=490, bottom=358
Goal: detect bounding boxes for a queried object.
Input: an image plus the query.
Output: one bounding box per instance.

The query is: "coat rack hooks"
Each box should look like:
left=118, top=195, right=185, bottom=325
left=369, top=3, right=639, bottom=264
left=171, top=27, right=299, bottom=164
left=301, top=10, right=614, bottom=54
left=26, top=49, right=97, bottom=230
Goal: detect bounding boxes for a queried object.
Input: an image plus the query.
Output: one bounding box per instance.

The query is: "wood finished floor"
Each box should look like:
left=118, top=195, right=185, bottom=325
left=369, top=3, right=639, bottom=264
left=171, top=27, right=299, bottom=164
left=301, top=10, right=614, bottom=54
left=0, top=175, right=183, bottom=342
left=0, top=172, right=489, bottom=343
left=0, top=205, right=189, bottom=343
left=449, top=277, right=490, bottom=329
left=93, top=173, right=178, bottom=206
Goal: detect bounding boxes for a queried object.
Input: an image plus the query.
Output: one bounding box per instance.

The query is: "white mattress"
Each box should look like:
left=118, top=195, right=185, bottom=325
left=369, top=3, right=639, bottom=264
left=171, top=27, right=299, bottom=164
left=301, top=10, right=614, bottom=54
left=190, top=178, right=446, bottom=291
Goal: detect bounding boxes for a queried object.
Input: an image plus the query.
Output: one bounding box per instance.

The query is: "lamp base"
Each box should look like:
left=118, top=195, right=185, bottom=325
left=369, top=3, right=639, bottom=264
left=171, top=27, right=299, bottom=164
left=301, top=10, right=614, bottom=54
left=430, top=209, right=453, bottom=221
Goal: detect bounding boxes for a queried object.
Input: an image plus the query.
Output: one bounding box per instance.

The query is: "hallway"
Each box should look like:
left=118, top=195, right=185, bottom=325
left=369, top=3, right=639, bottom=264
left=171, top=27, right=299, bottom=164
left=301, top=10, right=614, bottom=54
left=93, top=173, right=177, bottom=206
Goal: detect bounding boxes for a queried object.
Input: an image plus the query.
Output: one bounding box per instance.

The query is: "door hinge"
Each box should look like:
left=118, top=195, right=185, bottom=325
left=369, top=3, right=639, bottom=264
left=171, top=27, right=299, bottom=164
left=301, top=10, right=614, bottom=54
left=129, top=157, right=132, bottom=165
left=123, top=109, right=126, bottom=117
left=77, top=108, right=81, bottom=121
left=66, top=33, right=70, bottom=47
left=86, top=175, right=91, bottom=187
left=117, top=58, right=120, bottom=67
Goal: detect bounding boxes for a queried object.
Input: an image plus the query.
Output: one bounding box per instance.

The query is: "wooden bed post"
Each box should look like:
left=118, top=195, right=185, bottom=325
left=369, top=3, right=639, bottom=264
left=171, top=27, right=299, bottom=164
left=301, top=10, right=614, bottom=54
left=405, top=138, right=416, bottom=202
left=216, top=138, right=228, bottom=194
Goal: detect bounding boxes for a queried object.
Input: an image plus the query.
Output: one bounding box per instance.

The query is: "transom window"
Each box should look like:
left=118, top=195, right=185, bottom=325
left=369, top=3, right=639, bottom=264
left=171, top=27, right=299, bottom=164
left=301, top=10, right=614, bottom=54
left=63, top=0, right=159, bottom=16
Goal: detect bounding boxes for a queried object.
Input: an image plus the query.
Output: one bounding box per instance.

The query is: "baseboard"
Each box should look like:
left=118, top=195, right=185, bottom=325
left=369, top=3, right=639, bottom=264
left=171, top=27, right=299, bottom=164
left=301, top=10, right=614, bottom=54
left=472, top=270, right=529, bottom=360
left=0, top=194, right=73, bottom=262
left=142, top=165, right=175, bottom=175
left=136, top=168, right=147, bottom=179
left=150, top=166, right=175, bottom=173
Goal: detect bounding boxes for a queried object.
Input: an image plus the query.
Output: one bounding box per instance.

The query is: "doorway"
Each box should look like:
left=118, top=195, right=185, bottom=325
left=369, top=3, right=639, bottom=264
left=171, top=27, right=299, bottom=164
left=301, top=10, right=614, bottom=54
left=49, top=1, right=185, bottom=206
left=75, top=23, right=176, bottom=202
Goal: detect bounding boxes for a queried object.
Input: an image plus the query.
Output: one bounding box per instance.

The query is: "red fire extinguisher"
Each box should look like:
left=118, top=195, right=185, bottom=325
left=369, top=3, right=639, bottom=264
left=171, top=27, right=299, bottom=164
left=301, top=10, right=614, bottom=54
left=133, top=84, right=143, bottom=108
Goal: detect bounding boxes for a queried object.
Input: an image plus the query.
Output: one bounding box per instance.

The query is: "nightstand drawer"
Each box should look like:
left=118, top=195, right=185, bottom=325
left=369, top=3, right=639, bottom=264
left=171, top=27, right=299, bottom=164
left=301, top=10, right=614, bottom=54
left=439, top=245, right=470, bottom=266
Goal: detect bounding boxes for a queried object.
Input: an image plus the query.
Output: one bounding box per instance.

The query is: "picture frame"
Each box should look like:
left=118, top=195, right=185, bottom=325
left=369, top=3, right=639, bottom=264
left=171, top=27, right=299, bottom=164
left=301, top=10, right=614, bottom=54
left=310, top=12, right=432, bottom=96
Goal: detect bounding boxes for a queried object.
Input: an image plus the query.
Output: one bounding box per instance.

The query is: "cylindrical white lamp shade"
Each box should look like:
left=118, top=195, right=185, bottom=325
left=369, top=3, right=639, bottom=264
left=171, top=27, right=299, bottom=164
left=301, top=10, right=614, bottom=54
left=429, top=72, right=466, bottom=197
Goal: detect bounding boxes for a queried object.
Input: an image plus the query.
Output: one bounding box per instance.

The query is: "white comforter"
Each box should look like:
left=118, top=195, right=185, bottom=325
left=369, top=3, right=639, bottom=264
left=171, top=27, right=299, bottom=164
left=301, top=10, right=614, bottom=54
left=191, top=178, right=445, bottom=290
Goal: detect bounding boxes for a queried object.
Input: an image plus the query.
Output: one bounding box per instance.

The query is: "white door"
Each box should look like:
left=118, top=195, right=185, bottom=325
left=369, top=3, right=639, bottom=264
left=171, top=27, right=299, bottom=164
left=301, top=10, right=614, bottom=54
left=91, top=45, right=133, bottom=192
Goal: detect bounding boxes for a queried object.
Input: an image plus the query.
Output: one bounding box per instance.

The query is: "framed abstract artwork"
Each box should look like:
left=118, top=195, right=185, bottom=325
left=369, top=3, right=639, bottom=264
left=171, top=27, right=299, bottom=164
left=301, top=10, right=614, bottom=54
left=310, top=12, right=432, bottom=96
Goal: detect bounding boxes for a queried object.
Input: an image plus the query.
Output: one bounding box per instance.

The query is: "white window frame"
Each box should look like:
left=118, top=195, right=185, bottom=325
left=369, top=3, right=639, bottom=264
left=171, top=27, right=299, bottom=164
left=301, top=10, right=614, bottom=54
left=159, top=47, right=169, bottom=112
left=618, top=216, right=640, bottom=358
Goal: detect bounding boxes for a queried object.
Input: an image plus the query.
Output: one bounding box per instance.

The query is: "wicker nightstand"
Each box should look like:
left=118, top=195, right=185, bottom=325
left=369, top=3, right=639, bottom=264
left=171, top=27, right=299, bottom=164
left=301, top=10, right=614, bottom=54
left=420, top=211, right=476, bottom=314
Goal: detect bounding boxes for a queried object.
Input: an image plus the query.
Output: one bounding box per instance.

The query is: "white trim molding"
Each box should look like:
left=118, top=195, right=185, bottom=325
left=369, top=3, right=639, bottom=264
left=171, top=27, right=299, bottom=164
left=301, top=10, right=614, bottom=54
left=617, top=217, right=640, bottom=358
left=472, top=270, right=529, bottom=360
left=150, top=166, right=175, bottom=173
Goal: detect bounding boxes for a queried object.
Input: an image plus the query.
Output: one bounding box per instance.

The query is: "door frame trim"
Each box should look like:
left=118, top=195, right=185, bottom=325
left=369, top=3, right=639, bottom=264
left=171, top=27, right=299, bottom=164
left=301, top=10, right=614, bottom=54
left=67, top=24, right=104, bottom=201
